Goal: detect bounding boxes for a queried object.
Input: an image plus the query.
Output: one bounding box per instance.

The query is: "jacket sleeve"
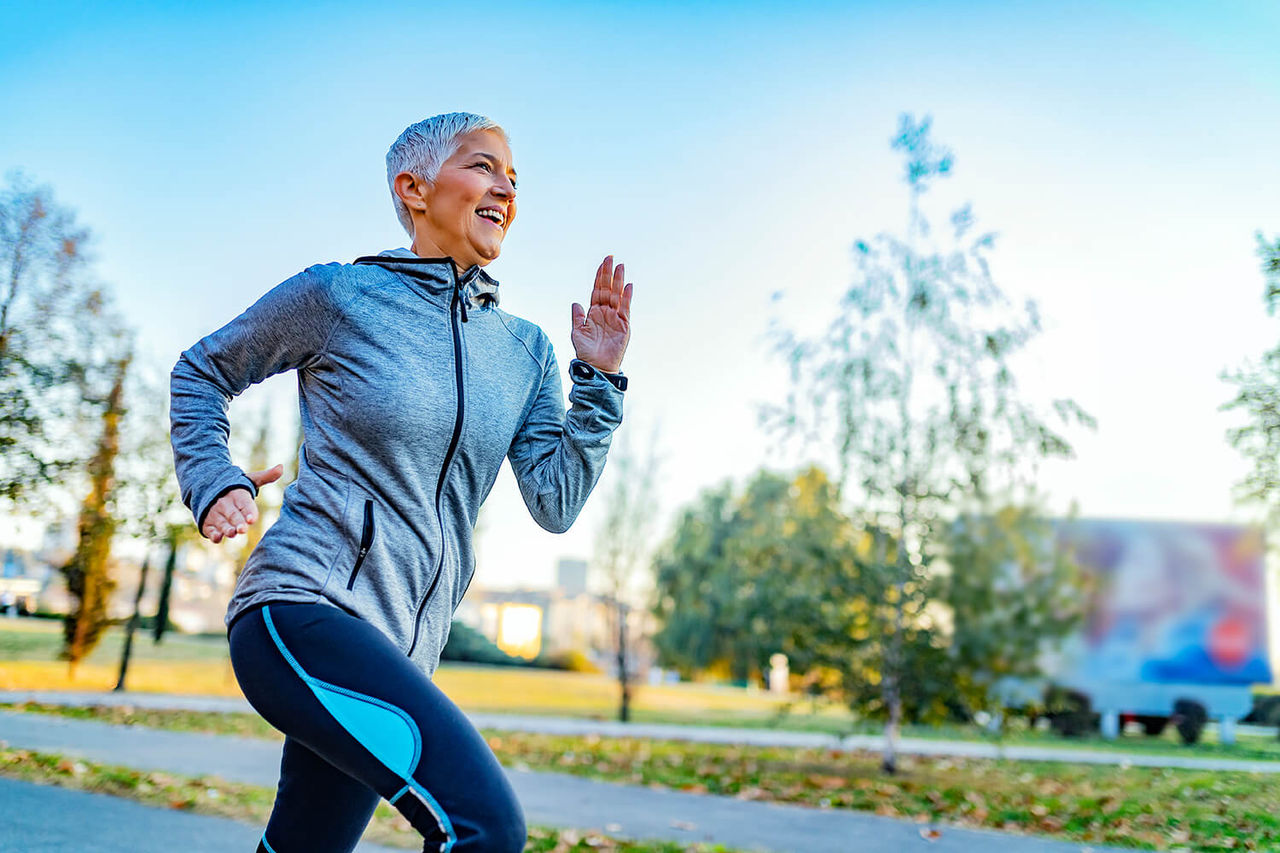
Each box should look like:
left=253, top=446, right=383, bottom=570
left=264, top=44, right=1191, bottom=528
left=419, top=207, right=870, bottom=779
left=507, top=349, right=625, bottom=534
left=169, top=264, right=343, bottom=531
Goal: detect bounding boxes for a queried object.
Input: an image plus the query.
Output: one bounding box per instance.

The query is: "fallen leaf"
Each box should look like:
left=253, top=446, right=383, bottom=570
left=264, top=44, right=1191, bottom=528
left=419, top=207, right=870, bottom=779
left=920, top=828, right=942, bottom=842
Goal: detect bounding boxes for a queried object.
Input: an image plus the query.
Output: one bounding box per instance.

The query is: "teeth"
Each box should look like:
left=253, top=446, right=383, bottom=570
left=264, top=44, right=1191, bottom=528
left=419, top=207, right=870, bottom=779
left=477, top=209, right=503, bottom=225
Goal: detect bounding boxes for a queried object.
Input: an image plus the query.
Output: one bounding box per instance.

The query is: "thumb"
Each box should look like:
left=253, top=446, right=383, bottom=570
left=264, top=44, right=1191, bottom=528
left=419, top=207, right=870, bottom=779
left=571, top=302, right=586, bottom=329
left=248, top=463, right=285, bottom=488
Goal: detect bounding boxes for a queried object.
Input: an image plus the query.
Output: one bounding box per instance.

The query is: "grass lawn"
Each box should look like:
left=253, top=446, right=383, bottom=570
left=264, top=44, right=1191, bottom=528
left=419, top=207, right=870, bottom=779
left=0, top=619, right=854, bottom=732
left=4, top=618, right=1280, bottom=756
left=5, top=702, right=1279, bottom=851
left=0, top=745, right=739, bottom=852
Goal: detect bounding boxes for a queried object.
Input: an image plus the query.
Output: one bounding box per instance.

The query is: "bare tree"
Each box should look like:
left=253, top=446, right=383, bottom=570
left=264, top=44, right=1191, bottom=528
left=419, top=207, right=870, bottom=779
left=113, top=368, right=185, bottom=691
left=592, top=419, right=661, bottom=722
left=0, top=172, right=98, bottom=510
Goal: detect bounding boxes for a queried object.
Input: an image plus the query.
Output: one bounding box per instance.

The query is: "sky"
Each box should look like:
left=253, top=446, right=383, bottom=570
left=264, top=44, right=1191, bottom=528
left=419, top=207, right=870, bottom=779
left=2, top=0, right=1279, bottom=595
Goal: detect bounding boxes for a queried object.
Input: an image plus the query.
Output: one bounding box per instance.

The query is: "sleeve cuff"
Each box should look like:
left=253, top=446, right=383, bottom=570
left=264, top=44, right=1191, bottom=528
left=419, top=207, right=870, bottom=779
left=569, top=358, right=627, bottom=392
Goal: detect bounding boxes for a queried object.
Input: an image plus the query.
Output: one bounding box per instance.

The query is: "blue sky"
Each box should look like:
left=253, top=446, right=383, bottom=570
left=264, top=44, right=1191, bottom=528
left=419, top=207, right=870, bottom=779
left=3, top=1, right=1279, bottom=593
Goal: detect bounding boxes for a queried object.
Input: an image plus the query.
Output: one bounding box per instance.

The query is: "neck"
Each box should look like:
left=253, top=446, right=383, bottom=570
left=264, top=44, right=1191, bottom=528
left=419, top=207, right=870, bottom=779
left=410, top=236, right=473, bottom=278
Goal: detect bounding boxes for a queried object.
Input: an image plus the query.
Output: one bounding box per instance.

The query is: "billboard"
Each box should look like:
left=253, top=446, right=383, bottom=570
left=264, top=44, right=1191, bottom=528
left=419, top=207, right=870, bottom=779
left=1056, top=519, right=1272, bottom=687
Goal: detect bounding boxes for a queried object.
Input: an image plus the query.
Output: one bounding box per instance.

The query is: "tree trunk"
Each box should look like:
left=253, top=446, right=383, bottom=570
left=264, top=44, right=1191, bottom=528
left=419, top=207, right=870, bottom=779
left=615, top=599, right=631, bottom=723
left=152, top=532, right=178, bottom=645
left=114, top=551, right=151, bottom=691
left=62, top=355, right=129, bottom=674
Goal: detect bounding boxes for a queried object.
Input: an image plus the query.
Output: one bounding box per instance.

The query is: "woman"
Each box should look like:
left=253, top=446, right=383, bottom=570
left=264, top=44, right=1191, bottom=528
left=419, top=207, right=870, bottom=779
left=169, top=112, right=632, bottom=853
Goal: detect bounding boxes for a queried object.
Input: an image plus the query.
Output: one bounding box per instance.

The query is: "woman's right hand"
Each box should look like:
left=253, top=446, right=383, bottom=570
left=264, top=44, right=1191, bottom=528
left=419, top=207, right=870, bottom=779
left=203, top=464, right=284, bottom=543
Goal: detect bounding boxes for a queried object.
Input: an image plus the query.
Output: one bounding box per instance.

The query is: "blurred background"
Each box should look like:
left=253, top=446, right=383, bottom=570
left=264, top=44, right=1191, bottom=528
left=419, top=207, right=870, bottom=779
left=2, top=3, right=1280, bottom=850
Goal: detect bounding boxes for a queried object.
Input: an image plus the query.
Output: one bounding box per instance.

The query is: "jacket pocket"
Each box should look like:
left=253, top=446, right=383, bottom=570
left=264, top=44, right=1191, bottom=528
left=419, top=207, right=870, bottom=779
left=346, top=499, right=376, bottom=590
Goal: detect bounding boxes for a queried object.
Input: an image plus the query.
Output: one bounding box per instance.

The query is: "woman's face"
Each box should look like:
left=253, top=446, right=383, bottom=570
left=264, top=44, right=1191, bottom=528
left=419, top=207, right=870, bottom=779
left=408, top=129, right=518, bottom=270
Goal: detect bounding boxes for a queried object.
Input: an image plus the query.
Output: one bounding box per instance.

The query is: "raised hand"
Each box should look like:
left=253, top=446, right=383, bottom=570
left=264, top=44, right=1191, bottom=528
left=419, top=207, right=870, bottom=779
left=203, top=464, right=284, bottom=543
left=571, top=255, right=633, bottom=374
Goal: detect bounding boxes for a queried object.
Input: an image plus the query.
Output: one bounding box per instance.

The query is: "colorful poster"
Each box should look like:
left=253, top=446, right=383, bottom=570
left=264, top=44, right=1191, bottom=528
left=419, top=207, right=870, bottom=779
left=1056, top=520, right=1272, bottom=686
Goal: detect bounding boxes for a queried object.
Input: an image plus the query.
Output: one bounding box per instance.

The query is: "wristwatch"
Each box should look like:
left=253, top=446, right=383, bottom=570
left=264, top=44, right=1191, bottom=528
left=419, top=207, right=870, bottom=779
left=570, top=358, right=628, bottom=392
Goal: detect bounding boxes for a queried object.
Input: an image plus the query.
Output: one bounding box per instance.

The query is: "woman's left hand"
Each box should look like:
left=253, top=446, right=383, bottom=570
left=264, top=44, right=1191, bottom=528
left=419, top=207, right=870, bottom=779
left=571, top=255, right=632, bottom=374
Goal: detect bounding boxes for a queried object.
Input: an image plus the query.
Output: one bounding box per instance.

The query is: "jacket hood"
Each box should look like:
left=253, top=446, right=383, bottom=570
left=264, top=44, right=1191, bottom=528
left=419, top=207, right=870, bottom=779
left=353, top=248, right=500, bottom=308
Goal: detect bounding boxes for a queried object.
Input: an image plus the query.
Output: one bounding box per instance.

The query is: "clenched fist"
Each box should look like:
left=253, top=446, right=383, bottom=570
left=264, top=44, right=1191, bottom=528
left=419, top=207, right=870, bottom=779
left=203, top=464, right=284, bottom=543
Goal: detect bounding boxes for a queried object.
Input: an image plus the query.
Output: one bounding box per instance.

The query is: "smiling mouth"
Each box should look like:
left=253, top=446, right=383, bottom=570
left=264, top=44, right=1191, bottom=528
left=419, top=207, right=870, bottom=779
left=476, top=209, right=504, bottom=228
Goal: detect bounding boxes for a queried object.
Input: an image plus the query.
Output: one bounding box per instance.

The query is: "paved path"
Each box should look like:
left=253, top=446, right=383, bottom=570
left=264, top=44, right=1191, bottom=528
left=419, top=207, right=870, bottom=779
left=4, top=688, right=1278, bottom=775
left=0, top=777, right=402, bottom=852
left=0, top=710, right=1120, bottom=852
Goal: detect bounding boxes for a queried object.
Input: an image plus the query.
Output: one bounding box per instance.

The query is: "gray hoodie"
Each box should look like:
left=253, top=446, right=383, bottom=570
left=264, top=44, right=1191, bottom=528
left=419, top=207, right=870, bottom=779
left=169, top=248, right=625, bottom=675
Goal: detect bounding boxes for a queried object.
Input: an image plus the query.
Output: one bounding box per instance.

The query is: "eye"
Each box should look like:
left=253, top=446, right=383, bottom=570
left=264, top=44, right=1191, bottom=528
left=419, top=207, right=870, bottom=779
left=473, top=161, right=492, bottom=173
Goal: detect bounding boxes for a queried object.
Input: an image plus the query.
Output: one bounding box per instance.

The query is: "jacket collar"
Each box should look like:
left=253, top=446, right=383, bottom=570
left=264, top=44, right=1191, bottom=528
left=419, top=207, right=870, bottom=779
left=352, top=247, right=500, bottom=308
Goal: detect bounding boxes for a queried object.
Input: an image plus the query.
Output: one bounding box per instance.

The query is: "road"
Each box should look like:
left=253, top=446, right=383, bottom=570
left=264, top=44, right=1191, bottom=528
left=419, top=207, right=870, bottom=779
left=0, top=709, right=1124, bottom=852
left=3, top=688, right=1277, bottom=774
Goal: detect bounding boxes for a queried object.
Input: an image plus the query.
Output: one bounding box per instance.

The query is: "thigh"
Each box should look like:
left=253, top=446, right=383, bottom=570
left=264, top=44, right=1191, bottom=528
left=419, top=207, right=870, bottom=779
left=260, top=738, right=380, bottom=853
left=230, top=602, right=525, bottom=853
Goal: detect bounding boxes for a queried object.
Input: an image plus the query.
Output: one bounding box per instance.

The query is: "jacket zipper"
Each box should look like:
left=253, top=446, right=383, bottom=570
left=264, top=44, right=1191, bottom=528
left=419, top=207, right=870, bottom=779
left=346, top=499, right=375, bottom=590
left=406, top=269, right=468, bottom=657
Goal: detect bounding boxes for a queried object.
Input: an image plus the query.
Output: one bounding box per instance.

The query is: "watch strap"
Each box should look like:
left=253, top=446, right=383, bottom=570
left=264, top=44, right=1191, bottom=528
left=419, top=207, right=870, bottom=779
left=570, top=359, right=628, bottom=392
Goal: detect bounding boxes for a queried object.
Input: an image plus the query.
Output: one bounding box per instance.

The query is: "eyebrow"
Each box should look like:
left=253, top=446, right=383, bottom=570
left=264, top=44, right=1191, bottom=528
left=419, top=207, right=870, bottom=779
left=475, top=151, right=517, bottom=181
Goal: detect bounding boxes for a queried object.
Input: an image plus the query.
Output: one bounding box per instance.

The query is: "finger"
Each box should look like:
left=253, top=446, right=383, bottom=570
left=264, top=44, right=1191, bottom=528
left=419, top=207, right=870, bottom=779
left=611, top=263, right=625, bottom=310
left=249, top=464, right=284, bottom=487
left=571, top=302, right=586, bottom=329
left=621, top=282, right=634, bottom=318
left=593, top=257, right=607, bottom=301
left=232, top=490, right=259, bottom=526
left=224, top=505, right=249, bottom=535
left=595, top=256, right=613, bottom=306
left=204, top=524, right=222, bottom=543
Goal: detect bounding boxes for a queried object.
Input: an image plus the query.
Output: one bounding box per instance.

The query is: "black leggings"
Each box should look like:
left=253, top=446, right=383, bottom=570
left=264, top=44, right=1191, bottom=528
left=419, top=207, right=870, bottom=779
left=228, top=602, right=526, bottom=853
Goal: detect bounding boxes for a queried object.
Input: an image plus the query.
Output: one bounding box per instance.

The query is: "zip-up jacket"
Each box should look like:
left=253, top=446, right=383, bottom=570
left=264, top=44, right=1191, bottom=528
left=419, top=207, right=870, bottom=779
left=169, top=248, right=625, bottom=675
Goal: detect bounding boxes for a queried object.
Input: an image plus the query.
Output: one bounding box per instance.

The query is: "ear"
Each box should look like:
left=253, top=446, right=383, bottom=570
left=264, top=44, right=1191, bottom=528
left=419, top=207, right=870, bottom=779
left=393, top=171, right=429, bottom=213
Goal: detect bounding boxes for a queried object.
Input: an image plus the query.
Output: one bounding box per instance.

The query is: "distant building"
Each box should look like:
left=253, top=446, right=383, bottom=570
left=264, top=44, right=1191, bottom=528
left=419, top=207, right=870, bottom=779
left=556, top=558, right=588, bottom=597
left=455, top=556, right=658, bottom=677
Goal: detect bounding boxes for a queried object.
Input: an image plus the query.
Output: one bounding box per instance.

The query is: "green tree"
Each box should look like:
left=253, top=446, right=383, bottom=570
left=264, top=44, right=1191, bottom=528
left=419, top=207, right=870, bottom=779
left=939, top=505, right=1086, bottom=719
left=761, top=115, right=1092, bottom=772
left=650, top=480, right=738, bottom=679
left=651, top=465, right=862, bottom=687
left=1223, top=233, right=1280, bottom=532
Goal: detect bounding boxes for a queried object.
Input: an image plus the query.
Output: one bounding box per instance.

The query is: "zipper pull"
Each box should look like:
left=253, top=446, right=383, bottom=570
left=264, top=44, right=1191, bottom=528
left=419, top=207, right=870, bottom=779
left=456, top=282, right=469, bottom=323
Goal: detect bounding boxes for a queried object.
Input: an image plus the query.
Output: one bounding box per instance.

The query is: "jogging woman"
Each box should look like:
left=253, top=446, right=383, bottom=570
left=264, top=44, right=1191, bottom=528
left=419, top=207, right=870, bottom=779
left=169, top=112, right=632, bottom=852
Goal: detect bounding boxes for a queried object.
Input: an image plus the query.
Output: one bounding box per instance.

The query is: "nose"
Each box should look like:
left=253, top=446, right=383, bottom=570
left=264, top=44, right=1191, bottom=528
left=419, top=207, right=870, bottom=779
left=494, top=173, right=516, bottom=200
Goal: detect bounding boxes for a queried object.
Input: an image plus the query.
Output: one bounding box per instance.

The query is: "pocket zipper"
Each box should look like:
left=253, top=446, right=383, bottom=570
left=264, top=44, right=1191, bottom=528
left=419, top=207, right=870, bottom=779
left=346, top=499, right=375, bottom=590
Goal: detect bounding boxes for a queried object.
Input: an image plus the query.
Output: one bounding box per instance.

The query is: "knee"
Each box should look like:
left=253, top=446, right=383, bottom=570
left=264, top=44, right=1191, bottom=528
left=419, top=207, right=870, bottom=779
left=475, top=794, right=525, bottom=853
left=500, top=806, right=526, bottom=853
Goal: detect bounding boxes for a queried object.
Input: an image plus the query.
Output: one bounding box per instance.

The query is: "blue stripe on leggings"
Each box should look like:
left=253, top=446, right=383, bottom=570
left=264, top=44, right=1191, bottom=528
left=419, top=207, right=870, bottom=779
left=262, top=606, right=422, bottom=772
left=260, top=834, right=278, bottom=853
left=407, top=780, right=457, bottom=852
left=261, top=605, right=453, bottom=845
